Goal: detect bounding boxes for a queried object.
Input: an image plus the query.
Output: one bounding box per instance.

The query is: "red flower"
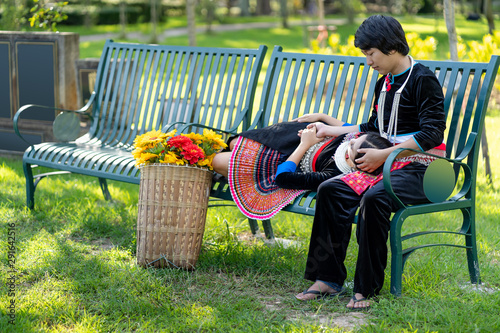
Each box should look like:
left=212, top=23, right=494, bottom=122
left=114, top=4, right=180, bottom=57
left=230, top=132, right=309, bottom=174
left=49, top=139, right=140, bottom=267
left=182, top=144, right=205, bottom=164
left=168, top=136, right=193, bottom=150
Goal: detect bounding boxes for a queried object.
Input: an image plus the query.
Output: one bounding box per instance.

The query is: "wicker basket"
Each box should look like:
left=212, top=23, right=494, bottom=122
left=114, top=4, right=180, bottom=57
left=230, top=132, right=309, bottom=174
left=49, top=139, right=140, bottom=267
left=136, top=164, right=213, bottom=270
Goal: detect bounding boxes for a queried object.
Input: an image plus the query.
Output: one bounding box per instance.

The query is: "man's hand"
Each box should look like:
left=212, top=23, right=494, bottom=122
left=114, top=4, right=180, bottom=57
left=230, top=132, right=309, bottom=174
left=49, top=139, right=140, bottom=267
left=354, top=148, right=391, bottom=174
left=292, top=114, right=325, bottom=123
left=306, top=122, right=346, bottom=138
left=293, top=114, right=345, bottom=126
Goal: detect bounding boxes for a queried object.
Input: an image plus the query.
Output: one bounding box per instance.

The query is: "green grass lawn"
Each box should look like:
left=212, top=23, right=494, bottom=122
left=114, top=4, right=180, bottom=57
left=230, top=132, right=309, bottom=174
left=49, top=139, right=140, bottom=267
left=2, top=15, right=500, bottom=332
left=1, top=116, right=500, bottom=332
left=1, top=111, right=500, bottom=332
left=73, top=15, right=494, bottom=59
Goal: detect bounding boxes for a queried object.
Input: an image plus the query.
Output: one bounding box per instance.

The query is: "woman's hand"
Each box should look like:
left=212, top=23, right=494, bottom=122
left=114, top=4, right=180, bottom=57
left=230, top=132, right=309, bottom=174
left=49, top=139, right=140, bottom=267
left=306, top=122, right=345, bottom=138
left=299, top=127, right=323, bottom=147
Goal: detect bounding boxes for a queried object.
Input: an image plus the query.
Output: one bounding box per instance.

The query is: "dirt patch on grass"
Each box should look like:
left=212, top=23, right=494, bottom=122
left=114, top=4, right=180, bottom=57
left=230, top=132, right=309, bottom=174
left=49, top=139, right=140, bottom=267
left=288, top=312, right=370, bottom=331
left=260, top=295, right=370, bottom=331
left=90, top=238, right=115, bottom=253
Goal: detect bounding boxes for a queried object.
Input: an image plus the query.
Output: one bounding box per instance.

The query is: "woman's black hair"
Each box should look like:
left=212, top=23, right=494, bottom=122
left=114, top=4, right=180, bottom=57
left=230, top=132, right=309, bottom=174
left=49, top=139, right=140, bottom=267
left=354, top=15, right=409, bottom=56
left=354, top=132, right=392, bottom=175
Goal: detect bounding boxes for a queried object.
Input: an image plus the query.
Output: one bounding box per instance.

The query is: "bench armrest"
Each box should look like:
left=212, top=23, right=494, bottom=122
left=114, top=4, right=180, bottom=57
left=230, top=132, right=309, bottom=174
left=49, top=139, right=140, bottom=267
left=247, top=108, right=266, bottom=130
left=382, top=147, right=472, bottom=209
left=161, top=121, right=235, bottom=136
left=13, top=94, right=95, bottom=146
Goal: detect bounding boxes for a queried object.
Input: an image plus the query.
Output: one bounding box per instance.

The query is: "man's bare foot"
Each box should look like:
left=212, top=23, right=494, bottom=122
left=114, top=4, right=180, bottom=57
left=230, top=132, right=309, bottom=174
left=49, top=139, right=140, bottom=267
left=295, top=280, right=344, bottom=301
left=346, top=293, right=371, bottom=310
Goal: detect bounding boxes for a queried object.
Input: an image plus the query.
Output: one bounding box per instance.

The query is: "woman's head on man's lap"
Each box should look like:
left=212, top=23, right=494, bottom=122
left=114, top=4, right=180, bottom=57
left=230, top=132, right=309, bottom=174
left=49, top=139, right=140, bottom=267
left=349, top=132, right=392, bottom=175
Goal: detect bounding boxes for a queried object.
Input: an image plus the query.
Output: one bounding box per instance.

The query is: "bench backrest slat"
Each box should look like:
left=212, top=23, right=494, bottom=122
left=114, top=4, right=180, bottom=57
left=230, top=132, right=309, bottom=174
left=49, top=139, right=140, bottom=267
left=419, top=58, right=499, bottom=165
left=86, top=41, right=267, bottom=148
left=255, top=47, right=500, bottom=169
left=255, top=46, right=377, bottom=129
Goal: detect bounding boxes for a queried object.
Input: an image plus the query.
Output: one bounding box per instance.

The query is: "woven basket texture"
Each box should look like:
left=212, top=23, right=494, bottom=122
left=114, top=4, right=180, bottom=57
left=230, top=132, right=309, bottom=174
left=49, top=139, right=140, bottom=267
left=136, top=164, right=213, bottom=270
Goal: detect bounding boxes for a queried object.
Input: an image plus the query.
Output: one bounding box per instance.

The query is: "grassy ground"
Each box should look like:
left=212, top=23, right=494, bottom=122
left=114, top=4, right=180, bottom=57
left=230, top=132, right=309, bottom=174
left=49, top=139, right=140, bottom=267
left=1, top=117, right=500, bottom=332
left=2, top=15, right=500, bottom=332
left=1, top=112, right=500, bottom=332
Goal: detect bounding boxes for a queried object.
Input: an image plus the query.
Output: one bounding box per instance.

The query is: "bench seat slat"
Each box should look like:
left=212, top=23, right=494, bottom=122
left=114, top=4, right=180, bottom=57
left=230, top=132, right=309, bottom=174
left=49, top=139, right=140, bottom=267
left=16, top=40, right=267, bottom=209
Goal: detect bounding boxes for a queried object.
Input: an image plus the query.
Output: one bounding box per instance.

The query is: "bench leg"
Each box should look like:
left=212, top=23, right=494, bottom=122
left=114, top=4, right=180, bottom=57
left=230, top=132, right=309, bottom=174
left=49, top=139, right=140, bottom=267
left=23, top=161, right=35, bottom=210
left=262, top=219, right=274, bottom=240
left=462, top=207, right=481, bottom=285
left=248, top=219, right=260, bottom=235
left=248, top=219, right=275, bottom=239
left=390, top=210, right=406, bottom=297
left=98, top=178, right=112, bottom=201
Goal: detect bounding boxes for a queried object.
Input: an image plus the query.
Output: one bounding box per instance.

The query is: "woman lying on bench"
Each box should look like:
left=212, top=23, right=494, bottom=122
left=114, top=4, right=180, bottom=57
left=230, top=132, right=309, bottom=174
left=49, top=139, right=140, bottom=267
left=212, top=121, right=391, bottom=221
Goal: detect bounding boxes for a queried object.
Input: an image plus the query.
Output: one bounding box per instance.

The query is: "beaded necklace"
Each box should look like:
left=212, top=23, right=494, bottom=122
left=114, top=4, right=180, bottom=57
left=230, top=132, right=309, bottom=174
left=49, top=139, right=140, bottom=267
left=377, top=56, right=414, bottom=143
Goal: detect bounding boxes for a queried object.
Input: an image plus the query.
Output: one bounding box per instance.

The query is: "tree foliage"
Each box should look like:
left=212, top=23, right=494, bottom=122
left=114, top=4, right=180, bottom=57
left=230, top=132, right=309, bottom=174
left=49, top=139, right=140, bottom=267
left=29, top=0, right=68, bottom=32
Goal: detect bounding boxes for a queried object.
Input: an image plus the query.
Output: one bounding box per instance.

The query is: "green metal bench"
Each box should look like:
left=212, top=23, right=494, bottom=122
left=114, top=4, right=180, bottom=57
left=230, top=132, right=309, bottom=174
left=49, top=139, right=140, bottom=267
left=14, top=40, right=267, bottom=209
left=210, top=46, right=500, bottom=296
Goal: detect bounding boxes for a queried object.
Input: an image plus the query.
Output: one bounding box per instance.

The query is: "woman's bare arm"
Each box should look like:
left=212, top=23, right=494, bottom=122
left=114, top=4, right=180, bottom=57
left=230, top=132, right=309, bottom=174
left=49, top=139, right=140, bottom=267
left=292, top=113, right=345, bottom=126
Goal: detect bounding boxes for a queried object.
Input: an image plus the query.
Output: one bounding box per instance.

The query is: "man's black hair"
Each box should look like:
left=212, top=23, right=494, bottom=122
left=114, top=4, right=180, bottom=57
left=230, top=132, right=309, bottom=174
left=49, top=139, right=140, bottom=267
left=354, top=15, right=409, bottom=56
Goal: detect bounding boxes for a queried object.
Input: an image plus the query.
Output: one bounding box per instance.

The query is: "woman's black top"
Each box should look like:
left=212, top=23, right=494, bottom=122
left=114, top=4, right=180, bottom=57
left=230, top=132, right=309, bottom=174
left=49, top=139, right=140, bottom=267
left=236, top=121, right=346, bottom=191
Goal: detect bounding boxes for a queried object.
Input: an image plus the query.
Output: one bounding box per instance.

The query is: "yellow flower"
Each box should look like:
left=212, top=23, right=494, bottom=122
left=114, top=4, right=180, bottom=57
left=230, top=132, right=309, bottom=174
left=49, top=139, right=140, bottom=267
left=184, top=132, right=204, bottom=144
left=135, top=152, right=158, bottom=166
left=132, top=128, right=226, bottom=168
left=198, top=153, right=215, bottom=169
left=133, top=129, right=168, bottom=148
left=161, top=151, right=181, bottom=164
left=132, top=146, right=146, bottom=158
left=165, top=129, right=177, bottom=138
left=203, top=129, right=227, bottom=149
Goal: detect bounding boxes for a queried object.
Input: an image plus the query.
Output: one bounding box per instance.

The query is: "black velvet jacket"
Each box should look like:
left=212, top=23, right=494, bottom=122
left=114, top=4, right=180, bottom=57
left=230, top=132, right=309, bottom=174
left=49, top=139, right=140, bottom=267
left=359, top=63, right=446, bottom=151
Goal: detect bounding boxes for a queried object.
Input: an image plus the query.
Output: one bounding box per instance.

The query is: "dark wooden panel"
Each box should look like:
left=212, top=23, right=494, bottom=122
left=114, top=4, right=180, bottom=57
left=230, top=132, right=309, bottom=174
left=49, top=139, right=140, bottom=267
left=0, top=42, right=11, bottom=119
left=16, top=41, right=57, bottom=122
left=0, top=130, right=42, bottom=151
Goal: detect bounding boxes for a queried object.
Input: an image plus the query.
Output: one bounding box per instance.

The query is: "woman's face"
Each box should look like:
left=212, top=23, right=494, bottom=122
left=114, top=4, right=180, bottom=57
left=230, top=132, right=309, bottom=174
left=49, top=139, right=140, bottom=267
left=347, top=135, right=367, bottom=167
left=361, top=48, right=397, bottom=76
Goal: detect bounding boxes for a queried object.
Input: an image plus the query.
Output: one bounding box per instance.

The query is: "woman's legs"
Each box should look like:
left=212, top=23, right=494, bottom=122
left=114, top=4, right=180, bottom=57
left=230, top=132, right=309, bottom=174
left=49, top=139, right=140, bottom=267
left=212, top=138, right=238, bottom=177
left=212, top=152, right=231, bottom=178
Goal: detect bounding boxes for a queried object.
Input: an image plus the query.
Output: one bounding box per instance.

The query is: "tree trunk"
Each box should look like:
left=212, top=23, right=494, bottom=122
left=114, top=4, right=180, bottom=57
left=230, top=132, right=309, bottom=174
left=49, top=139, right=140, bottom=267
left=239, top=0, right=250, bottom=16
left=187, top=0, right=197, bottom=46
left=317, top=0, right=325, bottom=26
left=84, top=0, right=92, bottom=29
left=280, top=0, right=289, bottom=28
left=443, top=0, right=458, bottom=61
left=205, top=2, right=215, bottom=34
left=483, top=0, right=495, bottom=34
left=481, top=128, right=493, bottom=184
left=150, top=0, right=158, bottom=44
left=119, top=1, right=127, bottom=39
left=256, top=0, right=272, bottom=15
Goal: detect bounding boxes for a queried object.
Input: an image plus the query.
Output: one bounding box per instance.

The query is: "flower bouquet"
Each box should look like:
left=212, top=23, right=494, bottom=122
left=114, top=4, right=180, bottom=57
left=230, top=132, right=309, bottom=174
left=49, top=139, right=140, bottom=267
left=132, top=128, right=227, bottom=168
left=133, top=129, right=226, bottom=270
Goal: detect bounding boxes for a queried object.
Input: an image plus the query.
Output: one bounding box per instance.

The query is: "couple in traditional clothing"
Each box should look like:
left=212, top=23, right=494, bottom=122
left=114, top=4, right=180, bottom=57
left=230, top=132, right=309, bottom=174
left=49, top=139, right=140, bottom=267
left=212, top=15, right=446, bottom=310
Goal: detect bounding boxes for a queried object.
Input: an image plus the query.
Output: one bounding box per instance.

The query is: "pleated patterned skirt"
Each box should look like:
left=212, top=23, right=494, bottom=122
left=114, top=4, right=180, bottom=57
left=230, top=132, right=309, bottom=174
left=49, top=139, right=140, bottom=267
left=228, top=136, right=305, bottom=220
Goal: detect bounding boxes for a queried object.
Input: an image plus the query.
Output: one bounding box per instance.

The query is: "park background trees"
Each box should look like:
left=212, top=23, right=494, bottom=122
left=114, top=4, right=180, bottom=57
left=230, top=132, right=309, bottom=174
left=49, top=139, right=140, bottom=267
left=1, top=0, right=497, bottom=35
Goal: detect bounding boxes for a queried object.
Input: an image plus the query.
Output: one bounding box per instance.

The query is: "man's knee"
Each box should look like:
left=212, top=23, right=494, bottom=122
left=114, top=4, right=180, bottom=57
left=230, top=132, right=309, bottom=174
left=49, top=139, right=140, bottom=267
left=360, top=186, right=389, bottom=209
left=317, top=178, right=345, bottom=198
